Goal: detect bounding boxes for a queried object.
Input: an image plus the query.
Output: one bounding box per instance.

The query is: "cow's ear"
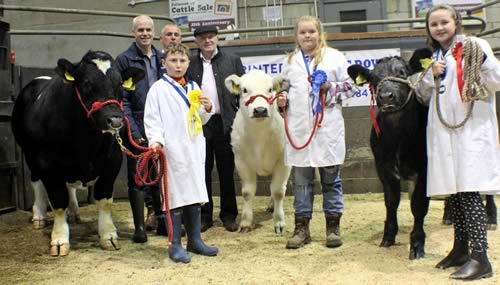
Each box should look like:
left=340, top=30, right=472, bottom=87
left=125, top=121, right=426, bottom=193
left=272, top=75, right=290, bottom=93
left=225, top=74, right=241, bottom=95
left=409, top=48, right=433, bottom=74
left=347, top=64, right=371, bottom=86
left=56, top=59, right=77, bottom=82
left=121, top=67, right=145, bottom=91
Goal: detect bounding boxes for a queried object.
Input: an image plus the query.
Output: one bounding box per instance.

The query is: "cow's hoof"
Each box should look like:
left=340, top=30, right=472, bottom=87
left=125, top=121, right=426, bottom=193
left=379, top=239, right=395, bottom=247
left=240, top=226, right=252, bottom=233
left=67, top=214, right=81, bottom=224
left=409, top=248, right=425, bottom=260
left=50, top=242, right=70, bottom=257
left=487, top=224, right=497, bottom=231
left=32, top=219, right=46, bottom=230
left=100, top=237, right=121, bottom=251
left=274, top=225, right=284, bottom=235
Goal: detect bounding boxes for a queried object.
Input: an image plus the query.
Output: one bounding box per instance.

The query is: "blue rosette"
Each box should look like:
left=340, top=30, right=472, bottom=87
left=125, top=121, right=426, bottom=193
left=310, top=69, right=327, bottom=115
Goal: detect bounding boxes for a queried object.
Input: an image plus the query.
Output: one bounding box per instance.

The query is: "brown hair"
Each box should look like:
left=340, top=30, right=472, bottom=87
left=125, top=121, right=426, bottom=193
left=163, top=43, right=190, bottom=57
left=425, top=5, right=463, bottom=51
left=287, top=15, right=330, bottom=65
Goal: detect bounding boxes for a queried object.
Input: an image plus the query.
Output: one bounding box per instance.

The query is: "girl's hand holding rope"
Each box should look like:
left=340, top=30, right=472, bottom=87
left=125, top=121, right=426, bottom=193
left=276, top=91, right=288, bottom=108
left=433, top=60, right=446, bottom=77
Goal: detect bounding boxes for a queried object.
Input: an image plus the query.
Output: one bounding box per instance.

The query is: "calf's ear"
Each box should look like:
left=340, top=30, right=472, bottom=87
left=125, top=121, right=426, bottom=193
left=347, top=65, right=371, bottom=86
left=121, top=67, right=145, bottom=91
left=225, top=74, right=242, bottom=95
left=272, top=75, right=290, bottom=93
left=409, top=48, right=433, bottom=74
left=55, top=59, right=77, bottom=82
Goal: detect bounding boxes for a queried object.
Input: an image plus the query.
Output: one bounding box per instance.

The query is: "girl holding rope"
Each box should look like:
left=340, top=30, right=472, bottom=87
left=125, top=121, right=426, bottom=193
left=276, top=15, right=356, bottom=249
left=144, top=44, right=218, bottom=263
left=415, top=5, right=500, bottom=280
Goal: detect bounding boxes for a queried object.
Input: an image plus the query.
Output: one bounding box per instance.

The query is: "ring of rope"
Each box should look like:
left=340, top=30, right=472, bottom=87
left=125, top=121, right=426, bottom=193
left=435, top=38, right=486, bottom=129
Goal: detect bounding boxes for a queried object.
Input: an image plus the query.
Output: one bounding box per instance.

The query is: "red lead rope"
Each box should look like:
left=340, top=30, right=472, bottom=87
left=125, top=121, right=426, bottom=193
left=121, top=117, right=173, bottom=245
left=282, top=89, right=325, bottom=150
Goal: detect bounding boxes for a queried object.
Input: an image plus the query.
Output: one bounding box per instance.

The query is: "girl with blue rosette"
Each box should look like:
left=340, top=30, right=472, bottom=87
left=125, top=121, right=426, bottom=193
left=276, top=15, right=357, bottom=249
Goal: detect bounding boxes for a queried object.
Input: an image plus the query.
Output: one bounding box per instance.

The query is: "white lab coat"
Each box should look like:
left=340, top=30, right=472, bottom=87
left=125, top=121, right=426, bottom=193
left=416, top=35, right=500, bottom=197
left=282, top=47, right=356, bottom=167
left=144, top=74, right=213, bottom=209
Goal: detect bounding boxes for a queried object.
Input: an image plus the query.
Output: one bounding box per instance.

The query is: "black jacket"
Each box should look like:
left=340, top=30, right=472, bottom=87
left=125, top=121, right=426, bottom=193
left=186, top=48, right=245, bottom=136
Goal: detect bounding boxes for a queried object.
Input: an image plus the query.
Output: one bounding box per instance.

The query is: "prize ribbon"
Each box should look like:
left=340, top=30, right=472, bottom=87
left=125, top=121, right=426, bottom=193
left=310, top=69, right=327, bottom=115
left=187, top=90, right=203, bottom=138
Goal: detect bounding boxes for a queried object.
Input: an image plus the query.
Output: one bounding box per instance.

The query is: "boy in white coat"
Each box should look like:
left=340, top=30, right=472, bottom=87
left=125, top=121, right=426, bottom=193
left=144, top=44, right=217, bottom=263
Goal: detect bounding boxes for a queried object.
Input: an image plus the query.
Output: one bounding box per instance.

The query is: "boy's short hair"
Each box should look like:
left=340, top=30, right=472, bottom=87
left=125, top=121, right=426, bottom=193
left=163, top=43, right=190, bottom=58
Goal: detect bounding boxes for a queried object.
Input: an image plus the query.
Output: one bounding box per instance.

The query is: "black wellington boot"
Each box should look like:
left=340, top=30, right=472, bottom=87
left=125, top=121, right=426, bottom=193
left=436, top=239, right=469, bottom=269
left=168, top=209, right=191, bottom=263
left=450, top=250, right=493, bottom=280
left=183, top=204, right=218, bottom=256
left=129, top=189, right=147, bottom=243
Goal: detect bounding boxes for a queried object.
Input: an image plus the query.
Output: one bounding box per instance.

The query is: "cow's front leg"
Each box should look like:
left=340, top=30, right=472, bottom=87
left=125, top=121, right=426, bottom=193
left=96, top=198, right=120, bottom=250
left=32, top=180, right=49, bottom=230
left=270, top=164, right=291, bottom=235
left=50, top=208, right=70, bottom=256
left=379, top=164, right=401, bottom=248
left=409, top=175, right=429, bottom=259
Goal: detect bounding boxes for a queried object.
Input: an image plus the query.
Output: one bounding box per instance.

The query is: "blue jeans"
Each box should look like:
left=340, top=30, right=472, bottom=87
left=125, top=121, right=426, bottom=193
left=293, top=165, right=343, bottom=219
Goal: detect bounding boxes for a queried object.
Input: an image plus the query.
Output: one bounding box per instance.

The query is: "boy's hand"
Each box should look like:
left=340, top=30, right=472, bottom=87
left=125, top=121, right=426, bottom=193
left=433, top=60, right=446, bottom=77
left=199, top=93, right=212, bottom=112
left=151, top=143, right=163, bottom=159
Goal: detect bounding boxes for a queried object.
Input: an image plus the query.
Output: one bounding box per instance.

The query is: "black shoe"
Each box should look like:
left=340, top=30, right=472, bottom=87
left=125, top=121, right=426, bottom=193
left=450, top=259, right=493, bottom=280
left=223, top=220, right=239, bottom=232
left=201, top=220, right=213, bottom=233
left=435, top=239, right=469, bottom=269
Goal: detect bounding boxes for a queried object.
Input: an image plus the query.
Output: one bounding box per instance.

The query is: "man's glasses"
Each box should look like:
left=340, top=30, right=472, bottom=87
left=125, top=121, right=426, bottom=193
left=164, top=32, right=180, bottom=37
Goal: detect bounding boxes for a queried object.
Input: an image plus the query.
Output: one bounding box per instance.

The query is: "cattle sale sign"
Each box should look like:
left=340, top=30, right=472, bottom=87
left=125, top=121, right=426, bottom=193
left=241, top=48, right=400, bottom=107
left=170, top=0, right=237, bottom=33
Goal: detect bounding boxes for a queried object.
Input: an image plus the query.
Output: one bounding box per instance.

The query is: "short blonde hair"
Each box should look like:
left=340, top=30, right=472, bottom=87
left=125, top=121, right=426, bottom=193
left=163, top=43, right=190, bottom=58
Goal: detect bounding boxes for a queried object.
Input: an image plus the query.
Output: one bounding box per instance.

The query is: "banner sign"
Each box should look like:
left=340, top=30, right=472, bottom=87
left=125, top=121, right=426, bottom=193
left=170, top=0, right=238, bottom=32
left=241, top=48, right=400, bottom=107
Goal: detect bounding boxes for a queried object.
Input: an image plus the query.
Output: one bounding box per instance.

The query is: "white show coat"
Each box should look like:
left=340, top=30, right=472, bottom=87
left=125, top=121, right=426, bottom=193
left=282, top=47, right=356, bottom=167
left=416, top=35, right=500, bottom=197
left=144, top=74, right=214, bottom=209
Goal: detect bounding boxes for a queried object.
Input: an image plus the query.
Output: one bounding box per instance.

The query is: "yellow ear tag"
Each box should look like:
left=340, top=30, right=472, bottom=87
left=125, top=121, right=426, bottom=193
left=419, top=58, right=433, bottom=70
left=122, top=77, right=136, bottom=91
left=187, top=90, right=203, bottom=138
left=233, top=85, right=240, bottom=94
left=64, top=72, right=75, bottom=82
left=355, top=74, right=367, bottom=86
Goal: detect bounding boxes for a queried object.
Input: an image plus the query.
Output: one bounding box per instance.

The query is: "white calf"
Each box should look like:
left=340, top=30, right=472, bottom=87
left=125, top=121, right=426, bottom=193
left=225, top=70, right=291, bottom=234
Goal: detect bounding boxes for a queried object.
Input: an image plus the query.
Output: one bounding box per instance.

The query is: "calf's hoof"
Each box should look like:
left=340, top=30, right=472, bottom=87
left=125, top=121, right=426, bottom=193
left=133, top=230, right=147, bottom=243
left=100, top=237, right=121, bottom=250
left=379, top=239, right=395, bottom=247
left=240, top=226, right=252, bottom=233
left=32, top=219, right=46, bottom=230
left=409, top=247, right=425, bottom=260
left=274, top=225, right=284, bottom=235
left=50, top=242, right=70, bottom=257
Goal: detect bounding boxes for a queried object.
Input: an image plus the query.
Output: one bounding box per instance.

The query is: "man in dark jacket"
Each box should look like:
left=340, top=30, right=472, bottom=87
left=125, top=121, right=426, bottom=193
left=186, top=26, right=245, bottom=232
left=116, top=15, right=164, bottom=243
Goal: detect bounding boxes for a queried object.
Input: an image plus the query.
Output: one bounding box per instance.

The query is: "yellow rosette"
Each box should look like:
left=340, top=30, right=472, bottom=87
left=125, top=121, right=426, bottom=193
left=187, top=90, right=203, bottom=138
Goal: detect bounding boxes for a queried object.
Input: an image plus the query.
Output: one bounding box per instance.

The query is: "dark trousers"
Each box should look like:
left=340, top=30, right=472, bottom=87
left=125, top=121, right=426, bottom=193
left=202, top=115, right=238, bottom=224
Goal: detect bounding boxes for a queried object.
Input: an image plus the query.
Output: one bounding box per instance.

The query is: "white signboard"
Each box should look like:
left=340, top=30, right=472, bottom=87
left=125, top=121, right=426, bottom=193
left=170, top=0, right=238, bottom=32
left=411, top=0, right=485, bottom=27
left=241, top=48, right=400, bottom=107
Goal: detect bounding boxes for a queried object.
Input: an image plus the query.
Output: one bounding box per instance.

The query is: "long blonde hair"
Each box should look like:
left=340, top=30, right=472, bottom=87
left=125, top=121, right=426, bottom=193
left=287, top=15, right=330, bottom=65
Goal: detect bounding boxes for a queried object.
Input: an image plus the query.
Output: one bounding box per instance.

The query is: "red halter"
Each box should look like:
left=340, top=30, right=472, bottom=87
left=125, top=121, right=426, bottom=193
left=75, top=87, right=123, bottom=118
left=244, top=94, right=277, bottom=106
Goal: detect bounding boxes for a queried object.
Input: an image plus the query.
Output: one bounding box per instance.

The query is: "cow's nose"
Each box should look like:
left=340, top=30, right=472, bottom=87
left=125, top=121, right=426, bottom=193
left=379, top=91, right=394, bottom=102
left=253, top=107, right=268, bottom=118
left=107, top=116, right=124, bottom=129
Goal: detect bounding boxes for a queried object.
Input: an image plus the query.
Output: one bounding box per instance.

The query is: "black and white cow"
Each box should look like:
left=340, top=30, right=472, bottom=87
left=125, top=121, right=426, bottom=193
left=347, top=49, right=431, bottom=259
left=11, top=51, right=144, bottom=256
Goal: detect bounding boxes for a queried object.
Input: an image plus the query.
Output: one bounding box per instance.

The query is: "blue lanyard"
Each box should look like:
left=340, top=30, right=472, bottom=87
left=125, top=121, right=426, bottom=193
left=301, top=50, right=317, bottom=77
left=161, top=75, right=194, bottom=108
